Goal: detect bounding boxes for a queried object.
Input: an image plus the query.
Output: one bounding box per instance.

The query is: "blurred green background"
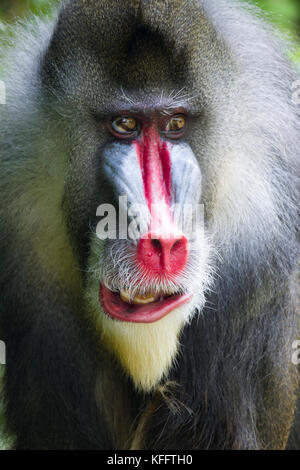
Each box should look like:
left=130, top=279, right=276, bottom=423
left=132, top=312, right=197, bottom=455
left=0, top=0, right=60, bottom=19
left=0, top=0, right=299, bottom=61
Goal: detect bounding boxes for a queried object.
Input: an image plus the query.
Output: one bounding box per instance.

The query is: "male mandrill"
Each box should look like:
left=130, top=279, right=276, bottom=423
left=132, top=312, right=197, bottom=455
left=0, top=0, right=299, bottom=450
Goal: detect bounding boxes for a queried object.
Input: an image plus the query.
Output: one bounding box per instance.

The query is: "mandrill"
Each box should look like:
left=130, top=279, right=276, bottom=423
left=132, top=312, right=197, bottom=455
left=0, top=0, right=299, bottom=450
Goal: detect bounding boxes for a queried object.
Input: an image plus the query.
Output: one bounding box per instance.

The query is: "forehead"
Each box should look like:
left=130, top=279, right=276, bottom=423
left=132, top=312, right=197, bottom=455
left=91, top=27, right=189, bottom=104
left=55, top=32, right=196, bottom=113
left=43, top=1, right=234, bottom=113
left=110, top=29, right=186, bottom=89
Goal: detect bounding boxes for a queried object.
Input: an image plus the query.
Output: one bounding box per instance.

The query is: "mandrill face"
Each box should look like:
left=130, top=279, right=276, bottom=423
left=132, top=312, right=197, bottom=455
left=84, top=106, right=213, bottom=391
left=42, top=1, right=234, bottom=391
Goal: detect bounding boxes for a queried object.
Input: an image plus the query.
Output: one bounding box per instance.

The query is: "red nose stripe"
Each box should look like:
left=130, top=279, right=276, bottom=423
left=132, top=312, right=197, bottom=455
left=135, top=126, right=171, bottom=208
left=134, top=126, right=177, bottom=240
left=134, top=126, right=188, bottom=279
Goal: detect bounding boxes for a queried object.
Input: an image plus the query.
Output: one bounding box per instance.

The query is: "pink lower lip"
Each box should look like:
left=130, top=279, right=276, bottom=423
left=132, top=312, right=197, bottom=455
left=100, top=284, right=193, bottom=323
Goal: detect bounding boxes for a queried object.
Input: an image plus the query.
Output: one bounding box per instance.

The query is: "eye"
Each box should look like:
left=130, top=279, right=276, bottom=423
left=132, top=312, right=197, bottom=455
left=111, top=116, right=139, bottom=136
left=162, top=114, right=186, bottom=137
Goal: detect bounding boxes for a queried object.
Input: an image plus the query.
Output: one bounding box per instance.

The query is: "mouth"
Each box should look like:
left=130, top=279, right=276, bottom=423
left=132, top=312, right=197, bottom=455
left=100, top=284, right=192, bottom=323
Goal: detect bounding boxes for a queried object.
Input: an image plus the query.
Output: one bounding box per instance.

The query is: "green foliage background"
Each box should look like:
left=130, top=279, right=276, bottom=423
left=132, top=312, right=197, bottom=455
left=0, top=0, right=60, bottom=19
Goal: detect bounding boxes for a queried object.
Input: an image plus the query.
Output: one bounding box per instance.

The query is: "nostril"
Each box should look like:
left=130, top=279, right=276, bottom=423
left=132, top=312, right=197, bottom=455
left=151, top=238, right=161, bottom=252
left=171, top=239, right=182, bottom=252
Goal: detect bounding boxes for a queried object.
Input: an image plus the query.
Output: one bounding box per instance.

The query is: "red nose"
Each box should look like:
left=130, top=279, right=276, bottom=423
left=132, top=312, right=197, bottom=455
left=137, top=232, right=188, bottom=278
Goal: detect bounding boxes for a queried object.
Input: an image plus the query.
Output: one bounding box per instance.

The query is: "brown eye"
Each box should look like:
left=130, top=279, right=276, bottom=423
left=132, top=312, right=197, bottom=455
left=111, top=116, right=138, bottom=136
left=163, top=114, right=186, bottom=138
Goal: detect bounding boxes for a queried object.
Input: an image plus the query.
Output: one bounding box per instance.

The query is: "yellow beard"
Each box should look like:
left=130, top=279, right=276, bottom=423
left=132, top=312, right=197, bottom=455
left=87, top=286, right=189, bottom=391
left=99, top=306, right=187, bottom=391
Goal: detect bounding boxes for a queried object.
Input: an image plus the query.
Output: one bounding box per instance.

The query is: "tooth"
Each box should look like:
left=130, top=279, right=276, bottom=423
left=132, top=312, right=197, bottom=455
left=120, top=289, right=156, bottom=305
left=132, top=293, right=156, bottom=305
left=120, top=289, right=131, bottom=303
